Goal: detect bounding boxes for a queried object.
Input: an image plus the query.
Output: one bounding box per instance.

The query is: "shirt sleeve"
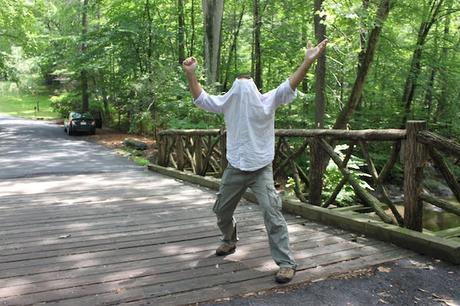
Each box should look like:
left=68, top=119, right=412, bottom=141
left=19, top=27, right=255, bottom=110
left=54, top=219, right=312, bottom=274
left=193, top=89, right=233, bottom=114
left=261, top=78, right=297, bottom=112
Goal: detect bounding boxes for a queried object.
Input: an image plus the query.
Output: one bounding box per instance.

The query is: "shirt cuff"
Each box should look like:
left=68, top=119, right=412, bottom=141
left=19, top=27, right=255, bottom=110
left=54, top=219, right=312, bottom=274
left=193, top=90, right=207, bottom=105
left=285, top=78, right=298, bottom=97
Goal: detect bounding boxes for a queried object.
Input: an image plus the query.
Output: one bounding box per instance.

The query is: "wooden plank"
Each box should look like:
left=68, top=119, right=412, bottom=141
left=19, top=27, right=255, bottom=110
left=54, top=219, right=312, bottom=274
left=0, top=231, right=357, bottom=297
left=144, top=248, right=411, bottom=306
left=0, top=220, right=317, bottom=277
left=0, top=218, right=309, bottom=264
left=1, top=239, right=391, bottom=305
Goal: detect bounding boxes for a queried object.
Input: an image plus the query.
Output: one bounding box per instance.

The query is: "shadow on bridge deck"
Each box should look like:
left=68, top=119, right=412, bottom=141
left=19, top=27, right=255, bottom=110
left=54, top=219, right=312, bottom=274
left=0, top=170, right=412, bottom=305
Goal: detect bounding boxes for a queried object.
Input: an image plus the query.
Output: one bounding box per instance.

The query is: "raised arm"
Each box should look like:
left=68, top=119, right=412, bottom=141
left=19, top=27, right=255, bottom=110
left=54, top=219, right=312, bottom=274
left=183, top=57, right=203, bottom=99
left=289, top=39, right=328, bottom=91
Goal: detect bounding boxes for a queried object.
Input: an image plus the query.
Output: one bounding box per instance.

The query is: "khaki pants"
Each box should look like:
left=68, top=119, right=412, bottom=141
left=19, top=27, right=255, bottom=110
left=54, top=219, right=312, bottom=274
left=213, top=163, right=296, bottom=268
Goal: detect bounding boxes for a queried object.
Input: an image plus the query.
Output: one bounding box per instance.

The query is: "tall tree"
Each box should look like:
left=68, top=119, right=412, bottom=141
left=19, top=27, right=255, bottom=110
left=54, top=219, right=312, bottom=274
left=202, top=0, right=224, bottom=84
left=333, top=0, right=392, bottom=129
left=309, top=0, right=327, bottom=206
left=178, top=0, right=186, bottom=64
left=434, top=0, right=453, bottom=121
left=401, top=0, right=444, bottom=125
left=223, top=3, right=245, bottom=90
left=81, top=0, right=89, bottom=112
left=252, top=0, right=262, bottom=89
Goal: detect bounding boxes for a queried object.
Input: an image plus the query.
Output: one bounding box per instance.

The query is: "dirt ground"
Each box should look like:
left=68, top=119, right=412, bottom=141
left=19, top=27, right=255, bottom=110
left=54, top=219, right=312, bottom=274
left=63, top=124, right=158, bottom=161
left=86, top=126, right=155, bottom=150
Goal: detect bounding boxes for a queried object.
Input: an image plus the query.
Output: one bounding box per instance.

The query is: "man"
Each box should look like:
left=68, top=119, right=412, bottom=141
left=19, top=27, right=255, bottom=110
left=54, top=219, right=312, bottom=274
left=183, top=39, right=328, bottom=283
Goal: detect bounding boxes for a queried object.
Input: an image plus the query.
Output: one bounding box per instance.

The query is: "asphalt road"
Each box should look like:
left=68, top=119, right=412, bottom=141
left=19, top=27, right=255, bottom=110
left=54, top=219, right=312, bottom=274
left=1, top=114, right=459, bottom=306
left=0, top=114, right=141, bottom=179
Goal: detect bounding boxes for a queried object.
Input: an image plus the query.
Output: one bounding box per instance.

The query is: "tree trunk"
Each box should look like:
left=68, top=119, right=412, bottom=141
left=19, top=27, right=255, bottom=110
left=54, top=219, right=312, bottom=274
left=253, top=0, right=262, bottom=90
left=223, top=4, right=245, bottom=91
left=81, top=0, right=89, bottom=113
left=190, top=0, right=196, bottom=56
left=401, top=0, right=444, bottom=126
left=309, top=0, right=327, bottom=206
left=435, top=0, right=452, bottom=121
left=145, top=0, right=153, bottom=73
left=202, top=0, right=224, bottom=84
left=333, top=0, right=391, bottom=130
left=178, top=0, right=186, bottom=64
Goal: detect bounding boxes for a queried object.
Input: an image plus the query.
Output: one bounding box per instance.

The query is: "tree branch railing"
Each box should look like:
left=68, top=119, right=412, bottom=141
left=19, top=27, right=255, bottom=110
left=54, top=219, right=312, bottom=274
left=156, top=121, right=460, bottom=232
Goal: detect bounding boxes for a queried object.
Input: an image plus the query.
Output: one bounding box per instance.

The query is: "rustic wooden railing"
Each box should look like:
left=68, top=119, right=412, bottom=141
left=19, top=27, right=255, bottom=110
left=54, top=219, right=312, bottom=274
left=156, top=121, right=460, bottom=232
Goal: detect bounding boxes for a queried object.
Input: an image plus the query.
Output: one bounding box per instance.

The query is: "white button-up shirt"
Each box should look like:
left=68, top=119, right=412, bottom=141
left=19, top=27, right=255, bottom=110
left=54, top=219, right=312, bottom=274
left=194, top=78, right=297, bottom=171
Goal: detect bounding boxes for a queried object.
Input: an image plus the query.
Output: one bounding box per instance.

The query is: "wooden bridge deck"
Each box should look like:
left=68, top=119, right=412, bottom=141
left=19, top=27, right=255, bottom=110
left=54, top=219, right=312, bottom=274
left=0, top=170, right=413, bottom=305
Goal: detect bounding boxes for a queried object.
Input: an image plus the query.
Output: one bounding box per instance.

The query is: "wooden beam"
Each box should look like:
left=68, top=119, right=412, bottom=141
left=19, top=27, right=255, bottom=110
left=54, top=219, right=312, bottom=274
left=322, top=142, right=355, bottom=208
left=275, top=129, right=406, bottom=140
left=360, top=141, right=404, bottom=226
left=428, top=147, right=460, bottom=202
left=417, top=130, right=460, bottom=158
left=159, top=128, right=406, bottom=141
left=319, top=139, right=394, bottom=224
left=403, top=121, right=427, bottom=231
left=420, top=193, right=460, bottom=217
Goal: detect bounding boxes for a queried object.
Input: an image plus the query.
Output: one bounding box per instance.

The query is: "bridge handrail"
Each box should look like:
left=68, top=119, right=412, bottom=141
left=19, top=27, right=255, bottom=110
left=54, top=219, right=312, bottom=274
left=159, top=128, right=406, bottom=141
left=155, top=121, right=460, bottom=232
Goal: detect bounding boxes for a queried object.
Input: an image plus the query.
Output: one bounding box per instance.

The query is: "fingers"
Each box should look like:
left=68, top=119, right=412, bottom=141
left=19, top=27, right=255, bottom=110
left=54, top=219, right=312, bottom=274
left=182, top=56, right=197, bottom=66
left=319, top=39, right=328, bottom=49
left=307, top=41, right=312, bottom=49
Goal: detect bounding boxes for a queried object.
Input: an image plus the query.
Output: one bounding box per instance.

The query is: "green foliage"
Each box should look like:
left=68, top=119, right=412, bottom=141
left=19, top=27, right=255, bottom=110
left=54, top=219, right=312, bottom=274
left=129, top=111, right=155, bottom=135
left=0, top=0, right=458, bottom=143
left=322, top=144, right=374, bottom=206
left=50, top=92, right=81, bottom=117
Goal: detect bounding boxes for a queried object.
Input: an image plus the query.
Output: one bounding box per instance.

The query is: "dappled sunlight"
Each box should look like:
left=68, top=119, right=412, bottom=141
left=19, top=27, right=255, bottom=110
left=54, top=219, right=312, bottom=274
left=0, top=115, right=411, bottom=305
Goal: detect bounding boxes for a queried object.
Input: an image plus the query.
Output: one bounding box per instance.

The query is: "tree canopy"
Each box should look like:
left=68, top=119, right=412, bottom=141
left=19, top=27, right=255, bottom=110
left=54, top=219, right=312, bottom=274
left=1, top=0, right=459, bottom=136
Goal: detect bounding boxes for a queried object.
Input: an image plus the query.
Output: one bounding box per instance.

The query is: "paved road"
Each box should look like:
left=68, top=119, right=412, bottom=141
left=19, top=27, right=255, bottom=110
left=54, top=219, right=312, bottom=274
left=0, top=114, right=140, bottom=179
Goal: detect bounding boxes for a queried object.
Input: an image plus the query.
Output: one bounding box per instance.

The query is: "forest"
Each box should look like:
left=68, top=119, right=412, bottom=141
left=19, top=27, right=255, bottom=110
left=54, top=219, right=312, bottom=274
left=1, top=0, right=459, bottom=137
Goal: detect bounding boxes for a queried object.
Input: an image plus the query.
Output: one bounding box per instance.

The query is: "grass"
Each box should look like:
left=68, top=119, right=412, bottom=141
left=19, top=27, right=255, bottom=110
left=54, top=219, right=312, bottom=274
left=116, top=147, right=150, bottom=167
left=0, top=93, right=60, bottom=119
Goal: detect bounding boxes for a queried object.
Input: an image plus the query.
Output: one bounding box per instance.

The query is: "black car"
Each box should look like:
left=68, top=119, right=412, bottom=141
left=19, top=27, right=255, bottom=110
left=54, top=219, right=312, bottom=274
left=64, top=112, right=96, bottom=135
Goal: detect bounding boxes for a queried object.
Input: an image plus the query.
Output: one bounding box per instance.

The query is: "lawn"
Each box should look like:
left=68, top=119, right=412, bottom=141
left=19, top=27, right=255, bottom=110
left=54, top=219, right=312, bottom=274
left=0, top=94, right=60, bottom=119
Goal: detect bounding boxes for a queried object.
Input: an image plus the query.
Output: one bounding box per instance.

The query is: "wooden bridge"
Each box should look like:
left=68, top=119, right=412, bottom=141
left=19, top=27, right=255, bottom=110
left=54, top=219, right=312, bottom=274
left=0, top=120, right=458, bottom=305
left=0, top=170, right=413, bottom=305
left=154, top=121, right=460, bottom=263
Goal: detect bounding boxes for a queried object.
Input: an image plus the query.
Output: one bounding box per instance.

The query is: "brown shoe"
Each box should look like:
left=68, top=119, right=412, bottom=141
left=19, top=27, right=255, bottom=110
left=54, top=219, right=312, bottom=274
left=275, top=267, right=295, bottom=283
left=215, top=243, right=236, bottom=256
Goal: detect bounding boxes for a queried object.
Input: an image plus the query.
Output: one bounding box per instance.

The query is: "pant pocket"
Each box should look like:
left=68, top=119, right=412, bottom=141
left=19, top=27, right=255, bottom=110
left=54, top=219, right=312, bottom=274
left=266, top=185, right=282, bottom=211
left=213, top=192, right=222, bottom=213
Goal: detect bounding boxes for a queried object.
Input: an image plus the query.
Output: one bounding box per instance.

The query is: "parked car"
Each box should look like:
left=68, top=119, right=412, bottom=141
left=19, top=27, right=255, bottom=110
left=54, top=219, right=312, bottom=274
left=64, top=112, right=96, bottom=135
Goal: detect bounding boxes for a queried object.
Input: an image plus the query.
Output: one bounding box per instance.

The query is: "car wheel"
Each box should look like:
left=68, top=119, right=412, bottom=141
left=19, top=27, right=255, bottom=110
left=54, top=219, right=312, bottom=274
left=68, top=126, right=73, bottom=136
left=90, top=128, right=96, bottom=135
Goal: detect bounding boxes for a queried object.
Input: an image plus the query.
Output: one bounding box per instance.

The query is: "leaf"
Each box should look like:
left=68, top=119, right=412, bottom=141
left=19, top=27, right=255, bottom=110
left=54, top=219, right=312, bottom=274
left=377, top=266, right=391, bottom=273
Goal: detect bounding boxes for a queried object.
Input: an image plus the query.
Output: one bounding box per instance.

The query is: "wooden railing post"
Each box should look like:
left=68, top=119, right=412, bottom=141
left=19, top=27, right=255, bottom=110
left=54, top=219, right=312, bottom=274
left=219, top=128, right=227, bottom=175
left=309, top=137, right=324, bottom=206
left=176, top=135, right=185, bottom=171
left=158, top=135, right=167, bottom=166
left=404, top=120, right=427, bottom=231
left=193, top=135, right=203, bottom=175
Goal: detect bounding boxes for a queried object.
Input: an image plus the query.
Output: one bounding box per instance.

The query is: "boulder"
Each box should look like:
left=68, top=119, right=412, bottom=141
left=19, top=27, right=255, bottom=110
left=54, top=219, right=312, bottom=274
left=123, top=138, right=148, bottom=150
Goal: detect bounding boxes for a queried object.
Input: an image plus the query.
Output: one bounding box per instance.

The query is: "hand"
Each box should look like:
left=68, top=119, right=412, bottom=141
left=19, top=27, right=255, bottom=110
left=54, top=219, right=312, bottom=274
left=183, top=56, right=197, bottom=73
left=305, top=39, right=328, bottom=64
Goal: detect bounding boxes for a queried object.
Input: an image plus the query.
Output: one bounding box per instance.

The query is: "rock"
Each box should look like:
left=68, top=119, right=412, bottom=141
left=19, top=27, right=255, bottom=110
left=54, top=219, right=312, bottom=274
left=423, top=178, right=453, bottom=197
left=123, top=138, right=148, bottom=150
